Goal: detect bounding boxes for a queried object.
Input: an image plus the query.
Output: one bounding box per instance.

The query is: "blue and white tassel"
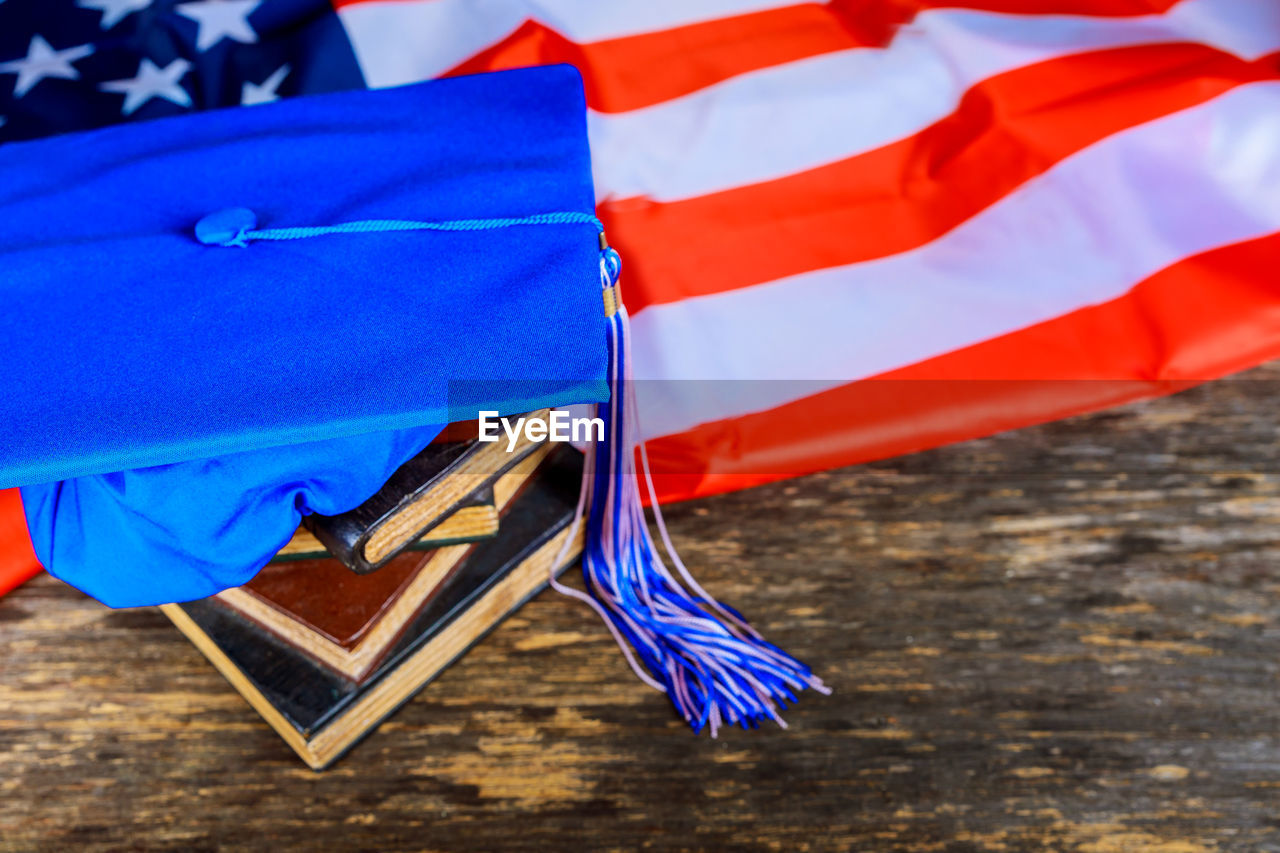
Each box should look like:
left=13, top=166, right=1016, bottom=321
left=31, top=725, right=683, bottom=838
left=550, top=237, right=829, bottom=735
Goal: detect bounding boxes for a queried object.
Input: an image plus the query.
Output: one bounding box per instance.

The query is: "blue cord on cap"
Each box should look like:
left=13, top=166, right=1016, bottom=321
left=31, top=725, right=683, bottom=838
left=193, top=208, right=602, bottom=247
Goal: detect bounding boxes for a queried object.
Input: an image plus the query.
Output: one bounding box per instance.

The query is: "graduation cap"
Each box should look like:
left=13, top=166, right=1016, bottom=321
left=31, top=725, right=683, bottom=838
left=0, top=65, right=826, bottom=734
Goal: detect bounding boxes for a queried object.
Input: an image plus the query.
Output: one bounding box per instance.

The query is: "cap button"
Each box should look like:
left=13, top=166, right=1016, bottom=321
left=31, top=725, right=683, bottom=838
left=195, top=207, right=258, bottom=247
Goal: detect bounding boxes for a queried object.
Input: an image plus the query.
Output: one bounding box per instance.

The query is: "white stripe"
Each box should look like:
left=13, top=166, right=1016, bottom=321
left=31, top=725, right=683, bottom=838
left=339, top=0, right=795, bottom=89
left=590, top=0, right=1280, bottom=202
left=630, top=82, right=1280, bottom=439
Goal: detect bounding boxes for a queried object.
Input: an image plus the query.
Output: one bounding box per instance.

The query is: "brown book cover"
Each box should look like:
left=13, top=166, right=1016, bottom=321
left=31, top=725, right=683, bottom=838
left=160, top=445, right=584, bottom=770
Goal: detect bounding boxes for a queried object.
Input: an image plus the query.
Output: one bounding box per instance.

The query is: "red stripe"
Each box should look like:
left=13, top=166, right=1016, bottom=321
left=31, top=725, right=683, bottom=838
left=0, top=489, right=40, bottom=597
left=643, top=231, right=1280, bottom=503
left=604, top=45, right=1280, bottom=314
left=444, top=5, right=877, bottom=113
left=905, top=0, right=1180, bottom=13
left=426, top=0, right=1187, bottom=112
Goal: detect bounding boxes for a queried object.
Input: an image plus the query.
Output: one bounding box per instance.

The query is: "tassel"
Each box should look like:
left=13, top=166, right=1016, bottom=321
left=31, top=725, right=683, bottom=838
left=550, top=238, right=829, bottom=735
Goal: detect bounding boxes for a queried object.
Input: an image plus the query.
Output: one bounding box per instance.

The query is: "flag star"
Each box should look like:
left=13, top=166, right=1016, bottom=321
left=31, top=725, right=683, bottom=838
left=0, top=35, right=93, bottom=98
left=176, top=0, right=261, bottom=52
left=241, top=64, right=289, bottom=106
left=78, top=0, right=152, bottom=29
left=100, top=58, right=192, bottom=116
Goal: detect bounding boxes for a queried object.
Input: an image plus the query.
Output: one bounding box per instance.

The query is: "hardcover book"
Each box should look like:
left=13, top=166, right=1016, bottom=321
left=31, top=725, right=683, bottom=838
left=161, top=445, right=584, bottom=770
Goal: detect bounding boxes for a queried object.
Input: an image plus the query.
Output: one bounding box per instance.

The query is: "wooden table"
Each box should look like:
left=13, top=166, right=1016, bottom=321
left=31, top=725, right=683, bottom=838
left=6, top=367, right=1280, bottom=851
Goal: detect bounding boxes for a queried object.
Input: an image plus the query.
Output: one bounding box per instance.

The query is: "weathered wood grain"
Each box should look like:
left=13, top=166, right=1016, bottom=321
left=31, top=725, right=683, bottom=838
left=7, top=368, right=1280, bottom=851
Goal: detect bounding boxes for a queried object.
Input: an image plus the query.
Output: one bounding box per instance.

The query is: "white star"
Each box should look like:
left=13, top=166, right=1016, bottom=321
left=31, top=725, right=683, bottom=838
left=241, top=63, right=289, bottom=106
left=78, top=0, right=152, bottom=29
left=0, top=35, right=93, bottom=98
left=100, top=57, right=192, bottom=116
left=176, top=0, right=261, bottom=52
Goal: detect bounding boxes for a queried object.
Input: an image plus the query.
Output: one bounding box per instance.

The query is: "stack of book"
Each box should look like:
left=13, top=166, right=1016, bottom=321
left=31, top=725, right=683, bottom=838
left=162, top=411, right=584, bottom=769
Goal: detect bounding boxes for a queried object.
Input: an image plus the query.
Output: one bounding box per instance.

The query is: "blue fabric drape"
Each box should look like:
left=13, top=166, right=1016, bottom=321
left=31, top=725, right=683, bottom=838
left=22, top=426, right=444, bottom=606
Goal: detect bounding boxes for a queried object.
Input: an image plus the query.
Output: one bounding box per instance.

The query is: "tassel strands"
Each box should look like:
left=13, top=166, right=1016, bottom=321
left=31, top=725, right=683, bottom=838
left=550, top=240, right=829, bottom=735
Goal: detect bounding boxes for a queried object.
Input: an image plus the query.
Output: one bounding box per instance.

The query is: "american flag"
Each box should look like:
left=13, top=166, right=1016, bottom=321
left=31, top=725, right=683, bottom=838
left=2, top=0, right=1279, bottom=591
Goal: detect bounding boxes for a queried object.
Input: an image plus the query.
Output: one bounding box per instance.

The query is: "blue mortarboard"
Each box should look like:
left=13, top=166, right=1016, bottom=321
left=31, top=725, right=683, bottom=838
left=2, top=65, right=604, bottom=488
left=4, top=66, right=605, bottom=603
left=1, top=66, right=824, bottom=733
